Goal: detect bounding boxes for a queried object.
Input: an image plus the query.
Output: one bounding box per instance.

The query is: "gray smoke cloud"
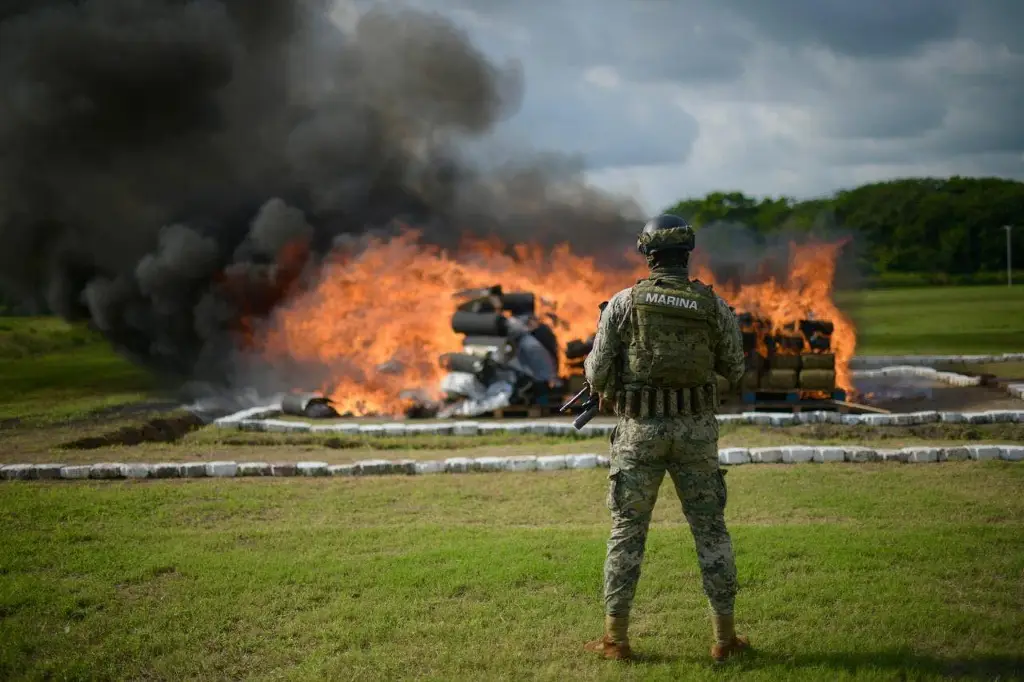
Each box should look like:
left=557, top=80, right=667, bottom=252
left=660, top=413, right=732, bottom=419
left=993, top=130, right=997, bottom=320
left=0, top=0, right=643, bottom=398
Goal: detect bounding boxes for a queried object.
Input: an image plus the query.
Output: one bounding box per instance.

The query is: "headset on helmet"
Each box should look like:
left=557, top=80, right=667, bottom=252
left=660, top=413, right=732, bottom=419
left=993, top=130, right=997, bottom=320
left=636, top=214, right=696, bottom=256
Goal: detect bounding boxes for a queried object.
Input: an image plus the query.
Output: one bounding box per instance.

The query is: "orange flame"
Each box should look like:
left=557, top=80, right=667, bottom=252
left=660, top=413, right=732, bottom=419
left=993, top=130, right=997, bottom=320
left=693, top=240, right=857, bottom=390
left=249, top=230, right=856, bottom=416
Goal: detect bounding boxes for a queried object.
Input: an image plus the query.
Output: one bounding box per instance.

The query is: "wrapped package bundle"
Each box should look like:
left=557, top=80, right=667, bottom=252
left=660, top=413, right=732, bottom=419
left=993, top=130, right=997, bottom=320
left=764, top=369, right=798, bottom=390
left=801, top=353, right=835, bottom=370
left=798, top=369, right=836, bottom=391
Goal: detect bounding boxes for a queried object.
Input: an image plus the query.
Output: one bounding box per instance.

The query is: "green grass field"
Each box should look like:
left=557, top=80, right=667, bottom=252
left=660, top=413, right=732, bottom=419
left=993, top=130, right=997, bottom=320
left=839, top=285, right=1024, bottom=355
left=2, top=463, right=1022, bottom=681
left=0, top=317, right=157, bottom=424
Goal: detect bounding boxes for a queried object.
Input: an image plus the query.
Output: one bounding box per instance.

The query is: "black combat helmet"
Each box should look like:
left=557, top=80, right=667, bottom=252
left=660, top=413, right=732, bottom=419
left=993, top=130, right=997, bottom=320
left=636, top=214, right=696, bottom=255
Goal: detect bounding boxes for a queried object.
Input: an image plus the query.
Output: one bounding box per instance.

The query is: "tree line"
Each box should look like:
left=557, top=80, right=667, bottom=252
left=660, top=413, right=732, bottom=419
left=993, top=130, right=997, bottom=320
left=3, top=175, right=1022, bottom=314
left=664, top=176, right=1023, bottom=284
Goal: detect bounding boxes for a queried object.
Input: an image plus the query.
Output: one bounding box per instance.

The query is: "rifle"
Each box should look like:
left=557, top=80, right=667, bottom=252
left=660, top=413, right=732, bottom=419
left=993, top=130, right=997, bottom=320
left=559, top=384, right=600, bottom=430
left=559, top=299, right=609, bottom=430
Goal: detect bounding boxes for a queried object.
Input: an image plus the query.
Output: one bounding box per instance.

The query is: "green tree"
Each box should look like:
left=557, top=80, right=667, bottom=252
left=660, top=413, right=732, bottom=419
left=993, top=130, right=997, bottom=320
left=663, top=176, right=1024, bottom=278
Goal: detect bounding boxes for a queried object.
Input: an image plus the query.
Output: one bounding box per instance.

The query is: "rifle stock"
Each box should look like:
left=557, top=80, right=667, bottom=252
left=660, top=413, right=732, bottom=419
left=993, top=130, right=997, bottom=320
left=559, top=383, right=600, bottom=430
left=572, top=400, right=600, bottom=430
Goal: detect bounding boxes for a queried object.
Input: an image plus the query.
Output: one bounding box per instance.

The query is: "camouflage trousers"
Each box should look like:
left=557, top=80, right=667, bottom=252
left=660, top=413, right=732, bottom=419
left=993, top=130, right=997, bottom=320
left=603, top=413, right=738, bottom=617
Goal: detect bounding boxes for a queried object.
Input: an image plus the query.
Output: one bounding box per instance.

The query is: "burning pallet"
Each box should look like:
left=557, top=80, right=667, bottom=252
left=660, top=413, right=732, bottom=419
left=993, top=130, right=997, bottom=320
left=736, top=313, right=845, bottom=403
left=559, top=310, right=847, bottom=411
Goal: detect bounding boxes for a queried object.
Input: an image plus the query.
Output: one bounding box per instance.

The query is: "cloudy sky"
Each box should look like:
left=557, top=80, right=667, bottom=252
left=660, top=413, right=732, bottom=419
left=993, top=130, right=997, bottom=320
left=342, top=0, right=1024, bottom=213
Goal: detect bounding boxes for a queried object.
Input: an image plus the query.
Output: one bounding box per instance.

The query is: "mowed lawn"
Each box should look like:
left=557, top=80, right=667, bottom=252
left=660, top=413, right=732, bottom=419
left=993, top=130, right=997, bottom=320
left=2, top=463, right=1022, bottom=681
left=838, top=285, right=1024, bottom=356
left=0, top=317, right=158, bottom=423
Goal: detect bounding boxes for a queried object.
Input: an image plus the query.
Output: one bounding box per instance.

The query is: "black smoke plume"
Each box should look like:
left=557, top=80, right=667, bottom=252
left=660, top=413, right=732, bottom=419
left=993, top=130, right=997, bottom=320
left=0, top=0, right=643, bottom=398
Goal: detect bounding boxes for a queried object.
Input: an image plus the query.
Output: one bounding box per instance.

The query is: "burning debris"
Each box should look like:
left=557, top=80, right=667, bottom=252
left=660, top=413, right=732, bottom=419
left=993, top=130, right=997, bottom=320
left=252, top=232, right=858, bottom=418
left=259, top=235, right=857, bottom=420
left=432, top=285, right=564, bottom=418
left=253, top=234, right=634, bottom=416
left=280, top=392, right=338, bottom=419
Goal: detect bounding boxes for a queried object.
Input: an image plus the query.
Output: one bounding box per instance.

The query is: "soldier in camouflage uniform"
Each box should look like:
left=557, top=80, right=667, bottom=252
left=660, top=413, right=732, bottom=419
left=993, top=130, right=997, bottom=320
left=582, top=214, right=749, bottom=663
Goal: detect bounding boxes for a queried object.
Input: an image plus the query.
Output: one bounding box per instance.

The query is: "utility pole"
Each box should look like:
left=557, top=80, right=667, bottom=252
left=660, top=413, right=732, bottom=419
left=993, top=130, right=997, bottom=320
left=1004, top=225, right=1013, bottom=287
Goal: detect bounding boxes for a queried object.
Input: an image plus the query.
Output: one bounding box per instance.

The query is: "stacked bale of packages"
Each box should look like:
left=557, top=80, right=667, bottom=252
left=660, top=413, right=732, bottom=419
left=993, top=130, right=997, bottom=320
left=738, top=314, right=837, bottom=394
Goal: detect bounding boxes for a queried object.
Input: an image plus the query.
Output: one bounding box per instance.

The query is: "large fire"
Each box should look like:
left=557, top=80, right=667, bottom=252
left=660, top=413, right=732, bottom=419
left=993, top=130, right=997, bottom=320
left=249, top=230, right=856, bottom=416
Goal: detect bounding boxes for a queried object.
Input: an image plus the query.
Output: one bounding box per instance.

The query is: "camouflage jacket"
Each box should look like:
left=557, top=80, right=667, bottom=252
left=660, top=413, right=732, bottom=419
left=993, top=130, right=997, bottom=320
left=583, top=267, right=745, bottom=400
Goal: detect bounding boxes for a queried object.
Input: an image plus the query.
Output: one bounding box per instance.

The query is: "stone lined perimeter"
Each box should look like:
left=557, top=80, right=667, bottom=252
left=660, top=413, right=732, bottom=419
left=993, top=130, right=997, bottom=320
left=214, top=407, right=1024, bottom=437
left=849, top=353, right=1024, bottom=369
left=2, top=444, right=1021, bottom=481
left=852, top=365, right=1023, bottom=398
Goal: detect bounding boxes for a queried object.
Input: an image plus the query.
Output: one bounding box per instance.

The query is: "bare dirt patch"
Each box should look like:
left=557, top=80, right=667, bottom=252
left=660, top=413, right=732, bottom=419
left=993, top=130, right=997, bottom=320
left=60, top=412, right=205, bottom=450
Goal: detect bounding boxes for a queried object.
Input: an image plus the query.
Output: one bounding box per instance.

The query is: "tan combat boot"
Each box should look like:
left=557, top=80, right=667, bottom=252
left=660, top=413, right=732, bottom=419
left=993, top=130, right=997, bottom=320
left=584, top=614, right=632, bottom=660
left=710, top=613, right=750, bottom=663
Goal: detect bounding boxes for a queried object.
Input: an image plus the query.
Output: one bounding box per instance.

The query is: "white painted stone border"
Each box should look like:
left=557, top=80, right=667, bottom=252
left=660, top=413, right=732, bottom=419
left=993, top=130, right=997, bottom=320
left=2, top=444, right=1021, bottom=481
left=851, top=365, right=1023, bottom=400
left=851, top=365, right=983, bottom=387
left=849, top=353, right=1024, bottom=369
left=213, top=408, right=1024, bottom=436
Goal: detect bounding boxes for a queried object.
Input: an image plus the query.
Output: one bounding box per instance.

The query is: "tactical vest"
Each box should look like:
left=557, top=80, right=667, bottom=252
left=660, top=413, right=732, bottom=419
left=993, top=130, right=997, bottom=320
left=613, top=275, right=719, bottom=418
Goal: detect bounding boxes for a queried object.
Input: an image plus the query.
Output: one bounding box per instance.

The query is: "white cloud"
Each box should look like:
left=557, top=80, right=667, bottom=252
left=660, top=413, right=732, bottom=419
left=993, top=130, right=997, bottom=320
left=583, top=66, right=621, bottom=90
left=350, top=0, right=1024, bottom=213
